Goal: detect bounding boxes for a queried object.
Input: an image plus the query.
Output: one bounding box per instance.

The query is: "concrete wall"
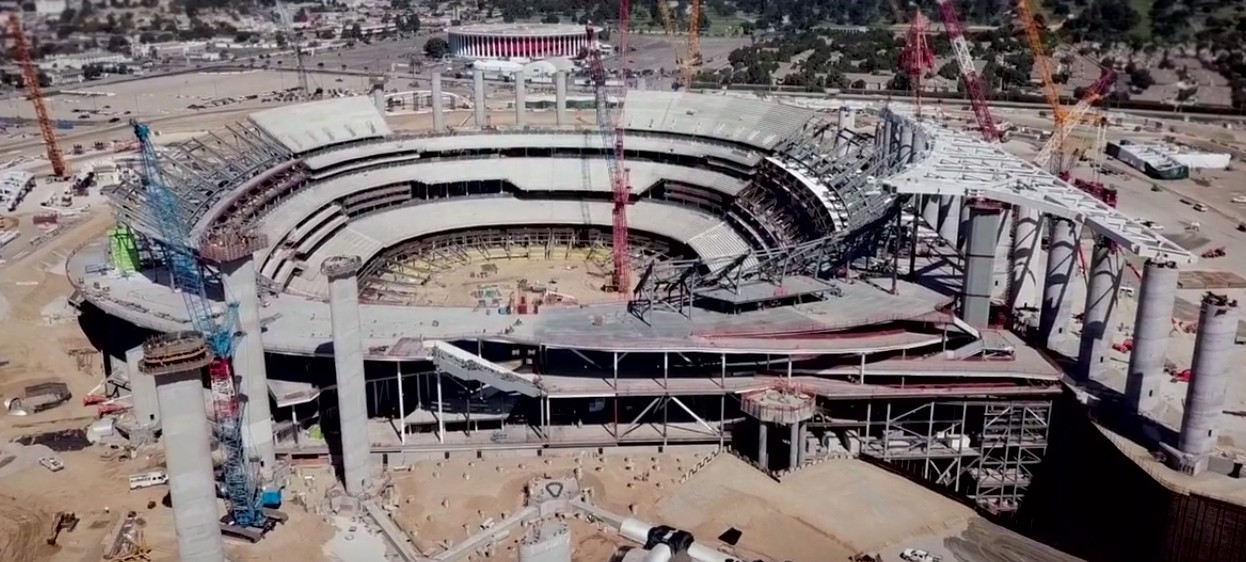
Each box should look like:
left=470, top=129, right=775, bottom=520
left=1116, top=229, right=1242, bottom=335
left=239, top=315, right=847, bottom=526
left=1020, top=397, right=1246, bottom=562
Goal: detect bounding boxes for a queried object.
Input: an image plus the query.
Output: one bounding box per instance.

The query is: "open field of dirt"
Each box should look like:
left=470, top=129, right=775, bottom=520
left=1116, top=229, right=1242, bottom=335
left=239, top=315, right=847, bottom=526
left=388, top=452, right=1050, bottom=561
left=403, top=253, right=628, bottom=307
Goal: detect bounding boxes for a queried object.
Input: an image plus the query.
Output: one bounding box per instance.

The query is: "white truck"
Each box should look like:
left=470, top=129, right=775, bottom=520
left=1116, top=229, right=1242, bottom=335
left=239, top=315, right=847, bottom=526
left=39, top=456, right=65, bottom=472
left=901, top=548, right=942, bottom=562
left=128, top=471, right=169, bottom=490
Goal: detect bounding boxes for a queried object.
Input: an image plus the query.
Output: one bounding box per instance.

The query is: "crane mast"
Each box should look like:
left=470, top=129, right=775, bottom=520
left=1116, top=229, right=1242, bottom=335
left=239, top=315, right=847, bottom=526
left=586, top=15, right=632, bottom=293
left=933, top=0, right=999, bottom=142
left=686, top=0, right=702, bottom=86
left=900, top=12, right=936, bottom=118
left=7, top=14, right=68, bottom=178
left=277, top=2, right=310, bottom=98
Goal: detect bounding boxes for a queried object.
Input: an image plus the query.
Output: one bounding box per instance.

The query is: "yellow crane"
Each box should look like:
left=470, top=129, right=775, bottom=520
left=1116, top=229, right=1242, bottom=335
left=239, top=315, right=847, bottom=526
left=686, top=0, right=702, bottom=85
left=1017, top=0, right=1115, bottom=173
left=655, top=0, right=702, bottom=88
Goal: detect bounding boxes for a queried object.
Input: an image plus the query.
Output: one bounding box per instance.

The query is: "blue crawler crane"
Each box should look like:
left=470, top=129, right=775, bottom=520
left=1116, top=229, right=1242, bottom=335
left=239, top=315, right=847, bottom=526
left=132, top=121, right=287, bottom=541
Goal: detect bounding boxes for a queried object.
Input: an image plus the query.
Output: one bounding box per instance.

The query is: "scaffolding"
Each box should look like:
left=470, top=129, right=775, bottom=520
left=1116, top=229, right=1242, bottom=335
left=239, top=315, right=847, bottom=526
left=858, top=399, right=1052, bottom=515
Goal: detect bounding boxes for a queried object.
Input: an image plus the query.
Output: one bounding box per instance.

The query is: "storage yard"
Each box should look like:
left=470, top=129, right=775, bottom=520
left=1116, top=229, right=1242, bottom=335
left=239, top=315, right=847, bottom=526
left=6, top=17, right=1246, bottom=562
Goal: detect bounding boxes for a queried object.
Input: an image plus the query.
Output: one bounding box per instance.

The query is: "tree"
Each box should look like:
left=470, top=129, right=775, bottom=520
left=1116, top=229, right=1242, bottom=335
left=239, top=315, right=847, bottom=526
left=106, top=34, right=129, bottom=54
left=937, top=61, right=959, bottom=81
left=542, top=14, right=560, bottom=24
left=1129, top=67, right=1155, bottom=90
left=424, top=37, right=449, bottom=59
left=349, top=23, right=363, bottom=40
left=888, top=72, right=912, bottom=92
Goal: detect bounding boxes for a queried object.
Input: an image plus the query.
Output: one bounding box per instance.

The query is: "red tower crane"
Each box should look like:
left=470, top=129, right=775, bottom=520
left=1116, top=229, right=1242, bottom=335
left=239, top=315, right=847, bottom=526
left=585, top=9, right=632, bottom=293
left=933, top=0, right=1000, bottom=142
left=900, top=11, right=937, bottom=118
left=6, top=13, right=68, bottom=178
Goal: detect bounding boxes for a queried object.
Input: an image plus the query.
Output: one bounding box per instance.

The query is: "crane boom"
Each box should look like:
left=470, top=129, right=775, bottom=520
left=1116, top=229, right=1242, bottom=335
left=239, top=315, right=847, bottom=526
left=1033, top=71, right=1116, bottom=168
left=1017, top=0, right=1063, bottom=130
left=133, top=121, right=266, bottom=530
left=7, top=14, right=68, bottom=177
left=655, top=0, right=686, bottom=87
left=586, top=17, right=632, bottom=292
left=933, top=0, right=999, bottom=142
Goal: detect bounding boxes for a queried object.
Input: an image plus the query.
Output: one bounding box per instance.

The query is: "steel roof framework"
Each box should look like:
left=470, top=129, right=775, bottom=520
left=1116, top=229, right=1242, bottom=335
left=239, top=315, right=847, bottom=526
left=883, top=110, right=1196, bottom=264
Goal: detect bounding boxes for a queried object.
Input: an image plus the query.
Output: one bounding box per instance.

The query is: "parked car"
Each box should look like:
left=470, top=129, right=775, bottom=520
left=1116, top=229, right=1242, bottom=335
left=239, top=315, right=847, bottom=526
left=1193, top=203, right=1208, bottom=212
left=1232, top=195, right=1246, bottom=204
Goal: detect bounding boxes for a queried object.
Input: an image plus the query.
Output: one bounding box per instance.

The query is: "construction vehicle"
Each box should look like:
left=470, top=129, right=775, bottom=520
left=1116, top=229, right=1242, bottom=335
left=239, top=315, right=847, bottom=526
left=39, top=456, right=65, bottom=472
left=46, top=511, right=79, bottom=545
left=132, top=120, right=287, bottom=541
left=1070, top=179, right=1117, bottom=207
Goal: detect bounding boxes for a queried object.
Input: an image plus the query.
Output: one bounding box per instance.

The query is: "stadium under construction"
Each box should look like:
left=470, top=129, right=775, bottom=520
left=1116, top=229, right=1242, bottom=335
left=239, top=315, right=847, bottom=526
left=68, top=69, right=1246, bottom=558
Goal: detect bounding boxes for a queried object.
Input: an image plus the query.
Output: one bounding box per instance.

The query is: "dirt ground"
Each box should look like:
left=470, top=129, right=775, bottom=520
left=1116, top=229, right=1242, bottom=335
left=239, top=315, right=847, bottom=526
left=407, top=252, right=630, bottom=307
left=391, top=451, right=706, bottom=556
left=389, top=452, right=1003, bottom=561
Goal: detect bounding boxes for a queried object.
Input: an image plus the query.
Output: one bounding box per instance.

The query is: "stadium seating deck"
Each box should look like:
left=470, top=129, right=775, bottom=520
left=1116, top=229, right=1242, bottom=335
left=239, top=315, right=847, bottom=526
left=249, top=96, right=392, bottom=153
left=622, top=91, right=815, bottom=150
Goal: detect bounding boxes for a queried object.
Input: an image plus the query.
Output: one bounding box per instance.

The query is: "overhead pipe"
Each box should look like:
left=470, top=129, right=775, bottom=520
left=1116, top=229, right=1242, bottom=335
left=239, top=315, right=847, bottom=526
left=620, top=518, right=741, bottom=562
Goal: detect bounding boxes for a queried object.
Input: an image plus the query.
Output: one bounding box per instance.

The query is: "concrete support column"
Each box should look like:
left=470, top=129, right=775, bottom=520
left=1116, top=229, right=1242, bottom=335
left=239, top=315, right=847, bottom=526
left=1125, top=260, right=1180, bottom=414
left=911, top=127, right=926, bottom=164
left=921, top=195, right=939, bottom=231
left=140, top=334, right=224, bottom=562
left=1076, top=237, right=1123, bottom=381
left=957, top=200, right=971, bottom=254
left=1008, top=206, right=1043, bottom=311
left=1176, top=294, right=1239, bottom=466
left=430, top=72, right=445, bottom=133
left=220, top=256, right=275, bottom=469
left=554, top=70, right=568, bottom=126
left=960, top=202, right=1002, bottom=328
left=757, top=422, right=768, bottom=469
left=936, top=196, right=960, bottom=248
left=322, top=256, right=371, bottom=496
left=899, top=121, right=914, bottom=165
left=473, top=69, right=486, bottom=127
left=788, top=422, right=801, bottom=469
left=1040, top=216, right=1078, bottom=348
left=514, top=70, right=526, bottom=128
left=796, top=424, right=807, bottom=465
left=836, top=107, right=855, bottom=158
left=126, top=345, right=159, bottom=427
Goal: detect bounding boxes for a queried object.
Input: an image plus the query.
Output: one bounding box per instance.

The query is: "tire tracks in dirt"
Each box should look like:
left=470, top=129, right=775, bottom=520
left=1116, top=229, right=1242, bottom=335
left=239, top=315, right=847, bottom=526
left=0, top=495, right=53, bottom=562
